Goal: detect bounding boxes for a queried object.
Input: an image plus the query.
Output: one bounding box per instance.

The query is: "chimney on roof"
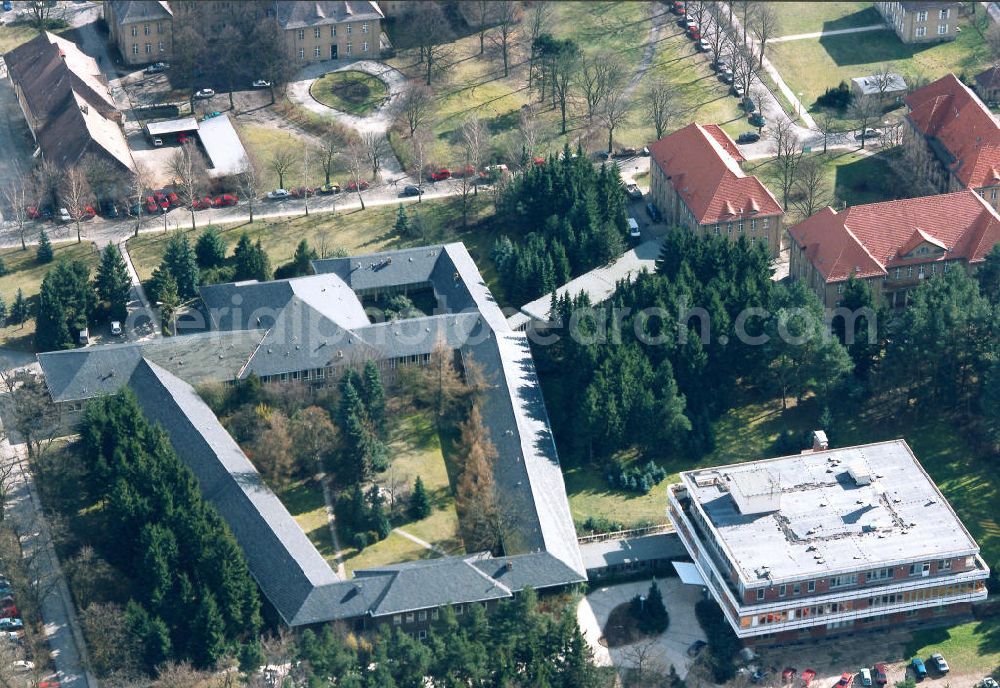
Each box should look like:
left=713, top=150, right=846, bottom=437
left=80, top=103, right=88, bottom=114
left=505, top=560, right=513, bottom=571
left=812, top=430, right=829, bottom=452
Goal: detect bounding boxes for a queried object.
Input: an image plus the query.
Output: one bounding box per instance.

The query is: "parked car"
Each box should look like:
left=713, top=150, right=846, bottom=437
left=0, top=631, right=19, bottom=642
left=58, top=208, right=71, bottom=223
left=145, top=196, right=159, bottom=213
left=266, top=189, right=291, bottom=200
left=100, top=200, right=119, bottom=218
left=980, top=679, right=999, bottom=688
left=627, top=217, right=640, bottom=240
left=252, top=79, right=271, bottom=88
left=26, top=206, right=45, bottom=220
left=872, top=664, right=888, bottom=686
left=194, top=88, right=215, bottom=99
left=737, top=131, right=760, bottom=144
left=686, top=24, right=701, bottom=40
left=625, top=183, right=643, bottom=200
left=0, top=606, right=17, bottom=620
left=749, top=113, right=766, bottom=128
left=152, top=137, right=163, bottom=147
left=453, top=164, right=476, bottom=178
left=719, top=68, right=734, bottom=84
left=289, top=187, right=314, bottom=199
left=911, top=658, right=927, bottom=680
left=144, top=62, right=168, bottom=74
left=836, top=672, right=854, bottom=688
left=0, top=619, right=23, bottom=631
left=731, top=83, right=745, bottom=98
left=696, top=38, right=710, bottom=51
left=801, top=670, right=817, bottom=687
left=192, top=195, right=213, bottom=210
left=203, top=111, right=222, bottom=121
left=165, top=192, right=180, bottom=207
left=11, top=660, right=34, bottom=673
left=401, top=185, right=423, bottom=197
left=2, top=1, right=12, bottom=12
left=855, top=128, right=882, bottom=141
left=213, top=194, right=238, bottom=207
left=318, top=183, right=341, bottom=194
left=81, top=205, right=96, bottom=220
left=430, top=168, right=451, bottom=182
left=860, top=668, right=872, bottom=687
left=346, top=179, right=370, bottom=191
left=686, top=640, right=706, bottom=657
left=711, top=57, right=728, bottom=72
left=930, top=654, right=949, bottom=674
left=614, top=147, right=638, bottom=158
left=671, top=1, right=685, bottom=14
left=646, top=202, right=662, bottom=223
left=111, top=321, right=123, bottom=336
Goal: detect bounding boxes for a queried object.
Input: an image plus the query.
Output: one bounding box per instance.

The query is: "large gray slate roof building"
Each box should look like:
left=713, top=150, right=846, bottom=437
left=37, top=242, right=585, bottom=627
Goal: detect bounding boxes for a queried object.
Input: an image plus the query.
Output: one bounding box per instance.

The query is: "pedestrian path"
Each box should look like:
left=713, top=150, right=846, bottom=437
left=393, top=527, right=446, bottom=556
left=770, top=24, right=886, bottom=43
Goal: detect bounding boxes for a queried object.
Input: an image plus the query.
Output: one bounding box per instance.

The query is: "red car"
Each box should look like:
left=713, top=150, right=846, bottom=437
left=289, top=187, right=314, bottom=198
left=0, top=605, right=18, bottom=620
left=872, top=665, right=887, bottom=687
left=802, top=670, right=817, bottom=687
left=192, top=195, right=213, bottom=210
left=26, top=206, right=42, bottom=219
left=212, top=194, right=238, bottom=207
left=836, top=673, right=853, bottom=688
left=81, top=205, right=96, bottom=220
left=346, top=179, right=369, bottom=191
left=166, top=192, right=180, bottom=207
left=453, top=164, right=476, bottom=178
left=533, top=156, right=545, bottom=166
left=177, top=133, right=189, bottom=144
left=429, top=168, right=451, bottom=182
left=145, top=196, right=159, bottom=214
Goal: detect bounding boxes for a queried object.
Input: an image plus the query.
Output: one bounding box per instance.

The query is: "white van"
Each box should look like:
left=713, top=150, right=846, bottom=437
left=627, top=217, right=640, bottom=240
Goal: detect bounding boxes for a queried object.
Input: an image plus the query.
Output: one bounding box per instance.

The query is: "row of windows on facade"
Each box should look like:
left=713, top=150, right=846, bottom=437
left=256, top=353, right=431, bottom=384
left=710, top=217, right=771, bottom=234
left=296, top=22, right=368, bottom=40
left=831, top=261, right=958, bottom=293
left=130, top=22, right=166, bottom=36
left=299, top=42, right=368, bottom=59
left=913, top=8, right=951, bottom=21
left=751, top=604, right=955, bottom=640
left=745, top=580, right=980, bottom=627
left=391, top=601, right=482, bottom=627
left=915, top=24, right=950, bottom=37
left=754, top=559, right=959, bottom=601
left=132, top=42, right=166, bottom=54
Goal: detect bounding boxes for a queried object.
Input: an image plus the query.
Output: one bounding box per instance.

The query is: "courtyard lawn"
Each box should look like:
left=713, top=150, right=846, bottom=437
left=342, top=531, right=437, bottom=575
left=770, top=3, right=881, bottom=38
left=0, top=23, right=38, bottom=53
left=280, top=477, right=336, bottom=559
left=124, top=195, right=501, bottom=298
left=564, top=463, right=671, bottom=532
left=236, top=123, right=348, bottom=192
left=309, top=70, right=388, bottom=117
left=770, top=13, right=992, bottom=112
left=0, top=241, right=100, bottom=351
left=750, top=149, right=906, bottom=223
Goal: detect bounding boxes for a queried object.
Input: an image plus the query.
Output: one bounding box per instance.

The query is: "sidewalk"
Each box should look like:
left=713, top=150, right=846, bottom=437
left=770, top=24, right=885, bottom=43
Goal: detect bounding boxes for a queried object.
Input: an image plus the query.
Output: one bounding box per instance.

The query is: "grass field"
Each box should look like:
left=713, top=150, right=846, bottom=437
left=771, top=3, right=880, bottom=38
left=341, top=412, right=463, bottom=574
left=0, top=241, right=100, bottom=351
left=0, top=22, right=39, bottom=53
left=125, top=195, right=501, bottom=296
left=770, top=13, right=992, bottom=111
left=309, top=71, right=388, bottom=117
left=565, top=464, right=670, bottom=532
left=280, top=477, right=337, bottom=559
left=236, top=123, right=348, bottom=192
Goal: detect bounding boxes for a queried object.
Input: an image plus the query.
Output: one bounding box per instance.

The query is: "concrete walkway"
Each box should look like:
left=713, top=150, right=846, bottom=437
left=392, top=528, right=446, bottom=555
left=770, top=24, right=886, bottom=43
left=577, top=577, right=706, bottom=680
left=318, top=473, right=347, bottom=579
left=118, top=241, right=160, bottom=341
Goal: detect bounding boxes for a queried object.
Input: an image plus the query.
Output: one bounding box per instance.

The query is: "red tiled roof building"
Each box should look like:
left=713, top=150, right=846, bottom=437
left=648, top=123, right=784, bottom=259
left=788, top=190, right=1000, bottom=308
left=904, top=73, right=1000, bottom=208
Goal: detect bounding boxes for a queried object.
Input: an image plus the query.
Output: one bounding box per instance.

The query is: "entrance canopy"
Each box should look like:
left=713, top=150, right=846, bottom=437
left=673, top=561, right=706, bottom=586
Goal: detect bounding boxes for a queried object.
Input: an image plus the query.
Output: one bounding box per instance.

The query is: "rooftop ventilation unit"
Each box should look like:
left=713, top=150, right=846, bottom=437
left=848, top=460, right=874, bottom=486
left=729, top=469, right=780, bottom=515
left=693, top=472, right=720, bottom=488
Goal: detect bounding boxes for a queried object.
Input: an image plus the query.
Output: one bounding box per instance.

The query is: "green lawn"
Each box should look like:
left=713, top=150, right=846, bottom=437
left=0, top=241, right=100, bottom=351
left=236, top=123, right=348, bottom=192
left=280, top=477, right=336, bottom=559
left=341, top=412, right=463, bottom=574
left=770, top=13, right=992, bottom=111
left=309, top=70, right=388, bottom=117
left=749, top=150, right=905, bottom=224
left=0, top=22, right=39, bottom=53
left=565, top=464, right=670, bottom=532
left=771, top=3, right=880, bottom=38
left=125, top=195, right=500, bottom=295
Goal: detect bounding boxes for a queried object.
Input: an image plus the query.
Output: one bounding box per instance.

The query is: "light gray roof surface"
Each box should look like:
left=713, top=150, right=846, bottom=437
left=579, top=533, right=687, bottom=571
left=275, top=0, right=384, bottom=29
left=145, top=116, right=199, bottom=136
left=852, top=74, right=908, bottom=96
left=681, top=440, right=982, bottom=586
left=107, top=0, right=172, bottom=23
left=198, top=114, right=248, bottom=178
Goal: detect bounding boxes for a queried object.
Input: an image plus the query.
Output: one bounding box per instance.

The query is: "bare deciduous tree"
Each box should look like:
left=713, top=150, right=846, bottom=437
left=3, top=168, right=32, bottom=251
left=770, top=117, right=803, bottom=211
left=579, top=53, right=627, bottom=125
left=599, top=83, right=631, bottom=154
left=731, top=41, right=760, bottom=110
left=410, top=128, right=431, bottom=204
left=462, top=116, right=488, bottom=197
left=318, top=129, right=345, bottom=186
left=346, top=138, right=368, bottom=210
left=237, top=152, right=262, bottom=223
left=168, top=140, right=208, bottom=230
left=816, top=108, right=839, bottom=154
left=792, top=156, right=831, bottom=219
left=269, top=148, right=297, bottom=190
left=395, top=81, right=435, bottom=138
left=60, top=166, right=92, bottom=243
left=301, top=145, right=311, bottom=217
left=750, top=2, right=779, bottom=68
left=526, top=2, right=553, bottom=88
left=850, top=96, right=881, bottom=147
left=472, top=0, right=494, bottom=55
left=489, top=0, right=521, bottom=78
left=644, top=77, right=678, bottom=140
left=870, top=63, right=898, bottom=109
left=361, top=131, right=386, bottom=178
left=404, top=2, right=455, bottom=86
left=128, top=160, right=153, bottom=238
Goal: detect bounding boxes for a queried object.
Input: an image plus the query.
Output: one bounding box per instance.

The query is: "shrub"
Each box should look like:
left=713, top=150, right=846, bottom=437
left=606, top=459, right=669, bottom=494
left=630, top=582, right=669, bottom=635
left=816, top=81, right=852, bottom=111
left=353, top=531, right=369, bottom=550
left=579, top=516, right=624, bottom=534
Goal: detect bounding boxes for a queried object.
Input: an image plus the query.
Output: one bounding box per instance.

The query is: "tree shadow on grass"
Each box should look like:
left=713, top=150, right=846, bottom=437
left=819, top=30, right=930, bottom=67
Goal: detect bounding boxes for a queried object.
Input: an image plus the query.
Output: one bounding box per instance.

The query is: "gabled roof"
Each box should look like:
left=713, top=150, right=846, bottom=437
left=974, top=65, right=1000, bottom=93
left=648, top=123, right=783, bottom=225
left=106, top=0, right=172, bottom=23
left=905, top=73, right=1000, bottom=189
left=851, top=73, right=907, bottom=96
left=788, top=190, right=1000, bottom=282
left=275, top=0, right=384, bottom=29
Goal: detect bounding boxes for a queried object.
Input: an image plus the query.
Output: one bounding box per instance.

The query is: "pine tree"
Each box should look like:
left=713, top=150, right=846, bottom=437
left=195, top=226, right=227, bottom=268
left=361, top=360, right=386, bottom=434
left=291, top=239, right=318, bottom=277
left=977, top=242, right=1000, bottom=304
left=233, top=233, right=272, bottom=282
left=10, top=288, right=27, bottom=326
left=0, top=296, right=7, bottom=326
left=190, top=589, right=226, bottom=668
left=394, top=204, right=410, bottom=236
left=152, top=268, right=179, bottom=332
left=36, top=230, right=53, bottom=264
left=409, top=476, right=431, bottom=520
left=95, top=244, right=132, bottom=321
left=161, top=234, right=199, bottom=299
left=34, top=280, right=73, bottom=351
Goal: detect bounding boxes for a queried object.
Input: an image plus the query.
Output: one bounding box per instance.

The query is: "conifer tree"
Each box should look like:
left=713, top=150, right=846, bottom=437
left=291, top=239, right=317, bottom=277
left=394, top=203, right=410, bottom=236
left=361, top=360, right=386, bottom=434
left=36, top=229, right=53, bottom=264
left=10, top=288, right=28, bottom=326
left=95, top=244, right=132, bottom=321
left=34, top=280, right=72, bottom=351
left=195, top=226, right=227, bottom=268
left=161, top=234, right=199, bottom=299
left=409, top=476, right=431, bottom=520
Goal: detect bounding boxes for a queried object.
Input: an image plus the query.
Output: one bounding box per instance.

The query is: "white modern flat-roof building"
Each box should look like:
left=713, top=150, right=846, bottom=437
left=667, top=439, right=989, bottom=645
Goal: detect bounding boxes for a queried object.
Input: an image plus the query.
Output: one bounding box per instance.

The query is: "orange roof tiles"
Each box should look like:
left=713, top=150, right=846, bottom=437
left=648, top=123, right=782, bottom=225
left=905, top=73, right=1000, bottom=190
left=788, top=190, right=1000, bottom=283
